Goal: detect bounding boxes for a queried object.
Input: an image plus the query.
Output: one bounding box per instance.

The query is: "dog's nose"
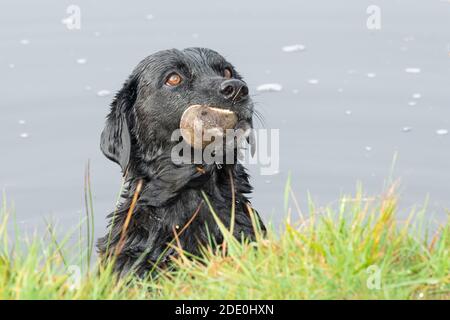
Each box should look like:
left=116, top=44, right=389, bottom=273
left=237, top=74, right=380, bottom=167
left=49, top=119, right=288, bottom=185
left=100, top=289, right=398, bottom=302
left=220, top=79, right=249, bottom=102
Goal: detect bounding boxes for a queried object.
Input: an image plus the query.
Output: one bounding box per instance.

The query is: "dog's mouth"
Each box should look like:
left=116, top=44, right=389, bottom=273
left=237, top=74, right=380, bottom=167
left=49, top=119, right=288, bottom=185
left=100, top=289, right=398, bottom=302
left=180, top=104, right=251, bottom=149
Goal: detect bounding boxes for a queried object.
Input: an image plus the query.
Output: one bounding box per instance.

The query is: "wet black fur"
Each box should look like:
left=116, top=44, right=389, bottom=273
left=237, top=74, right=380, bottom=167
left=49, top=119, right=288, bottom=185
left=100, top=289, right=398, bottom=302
left=97, top=48, right=265, bottom=277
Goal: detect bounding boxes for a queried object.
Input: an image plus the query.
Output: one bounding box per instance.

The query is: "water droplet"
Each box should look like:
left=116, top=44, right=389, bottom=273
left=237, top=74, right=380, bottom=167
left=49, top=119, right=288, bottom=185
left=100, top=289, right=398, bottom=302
left=436, top=129, right=448, bottom=136
left=76, top=58, right=87, bottom=65
left=96, top=89, right=111, bottom=97
left=256, top=83, right=282, bottom=92
left=367, top=73, right=376, bottom=78
left=20, top=39, right=30, bottom=45
left=412, top=93, right=421, bottom=99
left=402, top=126, right=412, bottom=133
left=18, top=120, right=26, bottom=125
left=20, top=132, right=29, bottom=139
left=405, top=67, right=421, bottom=74
left=307, top=79, right=319, bottom=85
left=365, top=146, right=372, bottom=152
left=345, top=110, right=352, bottom=115
left=282, top=44, right=306, bottom=53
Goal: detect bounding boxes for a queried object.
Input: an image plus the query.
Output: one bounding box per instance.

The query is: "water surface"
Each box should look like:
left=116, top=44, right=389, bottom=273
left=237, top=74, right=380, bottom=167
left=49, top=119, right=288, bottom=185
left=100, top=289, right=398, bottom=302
left=1, top=0, right=449, bottom=237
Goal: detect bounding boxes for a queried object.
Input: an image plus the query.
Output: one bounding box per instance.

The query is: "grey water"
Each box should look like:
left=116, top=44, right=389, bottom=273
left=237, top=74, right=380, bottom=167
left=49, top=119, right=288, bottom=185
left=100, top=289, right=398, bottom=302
left=1, top=0, right=449, bottom=239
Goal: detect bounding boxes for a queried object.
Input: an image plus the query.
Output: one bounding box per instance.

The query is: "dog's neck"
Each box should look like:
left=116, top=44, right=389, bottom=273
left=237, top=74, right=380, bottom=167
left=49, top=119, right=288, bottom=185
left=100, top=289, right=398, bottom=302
left=99, top=144, right=257, bottom=276
left=125, top=145, right=245, bottom=207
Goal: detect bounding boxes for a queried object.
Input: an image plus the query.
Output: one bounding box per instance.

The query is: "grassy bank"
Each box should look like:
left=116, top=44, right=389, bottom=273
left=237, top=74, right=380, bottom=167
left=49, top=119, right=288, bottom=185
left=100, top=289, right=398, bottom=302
left=0, top=187, right=448, bottom=300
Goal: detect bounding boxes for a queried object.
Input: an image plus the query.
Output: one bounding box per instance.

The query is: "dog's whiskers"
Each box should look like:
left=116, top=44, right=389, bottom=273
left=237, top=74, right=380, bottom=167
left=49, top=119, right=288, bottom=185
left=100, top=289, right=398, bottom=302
left=231, top=85, right=244, bottom=106
left=238, top=104, right=266, bottom=128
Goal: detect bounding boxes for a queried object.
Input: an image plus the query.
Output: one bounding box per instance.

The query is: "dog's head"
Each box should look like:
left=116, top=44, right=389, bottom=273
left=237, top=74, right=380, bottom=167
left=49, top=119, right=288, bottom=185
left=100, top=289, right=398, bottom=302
left=100, top=47, right=254, bottom=173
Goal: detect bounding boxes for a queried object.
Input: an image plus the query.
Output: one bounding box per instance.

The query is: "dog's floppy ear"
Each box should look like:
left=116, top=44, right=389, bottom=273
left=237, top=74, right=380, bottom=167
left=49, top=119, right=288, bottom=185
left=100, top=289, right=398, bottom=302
left=100, top=76, right=138, bottom=174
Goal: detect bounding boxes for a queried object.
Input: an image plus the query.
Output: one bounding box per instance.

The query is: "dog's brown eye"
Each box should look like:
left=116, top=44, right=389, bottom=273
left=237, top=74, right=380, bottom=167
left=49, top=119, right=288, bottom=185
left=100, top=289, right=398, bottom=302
left=224, top=68, right=233, bottom=79
left=166, top=73, right=182, bottom=86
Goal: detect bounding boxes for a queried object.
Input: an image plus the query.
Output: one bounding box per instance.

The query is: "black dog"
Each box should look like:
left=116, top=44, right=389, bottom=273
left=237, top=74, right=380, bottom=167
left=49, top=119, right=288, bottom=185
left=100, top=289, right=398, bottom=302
left=98, top=48, right=265, bottom=277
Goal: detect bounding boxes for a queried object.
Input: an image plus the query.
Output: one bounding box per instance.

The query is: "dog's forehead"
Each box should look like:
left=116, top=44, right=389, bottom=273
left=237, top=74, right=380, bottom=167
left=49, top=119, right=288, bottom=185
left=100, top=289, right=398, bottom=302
left=136, top=48, right=229, bottom=79
left=182, top=47, right=228, bottom=69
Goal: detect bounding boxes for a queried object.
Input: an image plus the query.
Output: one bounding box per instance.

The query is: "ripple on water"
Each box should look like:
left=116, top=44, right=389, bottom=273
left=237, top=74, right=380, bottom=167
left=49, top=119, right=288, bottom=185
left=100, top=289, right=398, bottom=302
left=282, top=44, right=306, bottom=53
left=402, top=127, right=412, bottom=133
left=256, top=83, right=282, bottom=92
left=405, top=67, right=421, bottom=74
left=96, top=89, right=111, bottom=97
left=436, top=129, right=448, bottom=136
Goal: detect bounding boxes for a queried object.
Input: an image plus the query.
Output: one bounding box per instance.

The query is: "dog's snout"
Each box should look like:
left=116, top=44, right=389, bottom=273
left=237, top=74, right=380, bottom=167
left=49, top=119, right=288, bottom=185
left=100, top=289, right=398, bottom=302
left=220, top=79, right=249, bottom=102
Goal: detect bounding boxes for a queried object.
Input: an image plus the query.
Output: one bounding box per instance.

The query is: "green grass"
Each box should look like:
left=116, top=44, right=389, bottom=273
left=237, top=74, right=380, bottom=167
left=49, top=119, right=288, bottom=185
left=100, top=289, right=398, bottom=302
left=0, top=185, right=448, bottom=300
